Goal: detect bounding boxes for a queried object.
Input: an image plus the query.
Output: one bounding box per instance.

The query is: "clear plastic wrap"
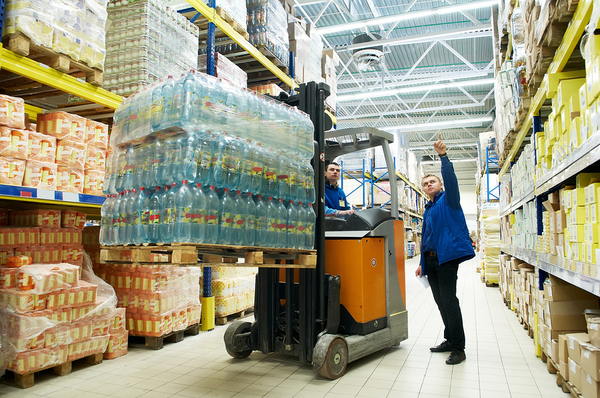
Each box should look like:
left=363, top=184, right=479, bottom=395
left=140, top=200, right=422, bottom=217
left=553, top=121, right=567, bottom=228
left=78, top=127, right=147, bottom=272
left=27, top=132, right=57, bottom=163
left=98, top=263, right=201, bottom=337
left=510, top=7, right=524, bottom=44
left=84, top=119, right=109, bottom=150
left=0, top=94, right=25, bottom=129
left=3, top=1, right=54, bottom=48
left=202, top=266, right=256, bottom=317
left=83, top=170, right=105, bottom=196
left=56, top=140, right=87, bottom=169
left=0, top=127, right=28, bottom=160
left=0, top=253, right=117, bottom=376
left=481, top=215, right=501, bottom=283
left=198, top=52, right=247, bottom=89
left=38, top=112, right=86, bottom=143
left=23, top=160, right=58, bottom=190
left=57, top=166, right=85, bottom=194
left=244, top=0, right=289, bottom=66
left=84, top=146, right=107, bottom=171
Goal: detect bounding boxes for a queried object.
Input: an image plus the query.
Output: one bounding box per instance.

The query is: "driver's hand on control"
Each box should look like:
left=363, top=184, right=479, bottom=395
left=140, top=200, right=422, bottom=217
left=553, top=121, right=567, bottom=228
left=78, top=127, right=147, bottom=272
left=338, top=210, right=356, bottom=216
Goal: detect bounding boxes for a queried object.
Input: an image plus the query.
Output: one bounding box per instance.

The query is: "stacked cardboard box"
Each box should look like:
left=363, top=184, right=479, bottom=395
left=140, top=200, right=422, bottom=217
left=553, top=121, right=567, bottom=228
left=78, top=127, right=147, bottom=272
left=201, top=266, right=257, bottom=317
left=288, top=18, right=323, bottom=84
left=97, top=264, right=201, bottom=337
left=0, top=261, right=120, bottom=375
left=0, top=209, right=85, bottom=268
left=512, top=200, right=537, bottom=250
left=481, top=214, right=501, bottom=284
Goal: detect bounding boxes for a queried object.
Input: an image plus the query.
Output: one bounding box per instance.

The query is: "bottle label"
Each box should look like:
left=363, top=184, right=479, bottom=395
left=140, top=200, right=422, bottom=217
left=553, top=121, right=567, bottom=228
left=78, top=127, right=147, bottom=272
left=287, top=220, right=297, bottom=233
left=232, top=214, right=244, bottom=229
left=277, top=222, right=286, bottom=231
left=164, top=208, right=175, bottom=224
left=120, top=213, right=127, bottom=227
left=124, top=165, right=135, bottom=175
left=290, top=174, right=297, bottom=185
left=278, top=174, right=289, bottom=181
left=205, top=210, right=218, bottom=225
left=180, top=207, right=191, bottom=223
left=265, top=169, right=276, bottom=181
left=190, top=211, right=205, bottom=224
left=149, top=210, right=161, bottom=224
left=269, top=218, right=276, bottom=232
left=197, top=150, right=211, bottom=170
left=222, top=212, right=232, bottom=227
left=141, top=210, right=149, bottom=225
left=297, top=221, right=306, bottom=233
left=112, top=217, right=119, bottom=228
left=251, top=163, right=263, bottom=175
left=246, top=215, right=255, bottom=229
left=133, top=211, right=141, bottom=225
left=222, top=156, right=239, bottom=171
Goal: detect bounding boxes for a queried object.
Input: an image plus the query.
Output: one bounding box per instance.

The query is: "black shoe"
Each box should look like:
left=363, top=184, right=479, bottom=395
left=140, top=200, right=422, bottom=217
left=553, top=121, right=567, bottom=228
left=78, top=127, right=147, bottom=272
left=430, top=340, right=452, bottom=352
left=446, top=350, right=466, bottom=365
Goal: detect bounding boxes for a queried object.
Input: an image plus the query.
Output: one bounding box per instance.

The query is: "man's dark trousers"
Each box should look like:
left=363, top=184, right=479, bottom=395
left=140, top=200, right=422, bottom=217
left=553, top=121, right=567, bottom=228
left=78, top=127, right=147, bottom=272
left=425, top=253, right=465, bottom=351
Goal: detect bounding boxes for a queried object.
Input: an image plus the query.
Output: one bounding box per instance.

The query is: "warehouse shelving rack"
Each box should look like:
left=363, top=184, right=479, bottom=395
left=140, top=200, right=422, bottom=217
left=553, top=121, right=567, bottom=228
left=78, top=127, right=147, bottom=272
left=496, top=0, right=600, bottom=297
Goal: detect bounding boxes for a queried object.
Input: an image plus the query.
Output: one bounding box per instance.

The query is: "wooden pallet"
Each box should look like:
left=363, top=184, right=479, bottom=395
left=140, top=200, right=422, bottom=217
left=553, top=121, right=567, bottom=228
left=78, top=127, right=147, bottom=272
left=195, top=7, right=250, bottom=41
left=3, top=352, right=103, bottom=389
left=3, top=33, right=103, bottom=86
left=100, top=245, right=198, bottom=265
left=129, top=322, right=200, bottom=350
left=216, top=307, right=254, bottom=325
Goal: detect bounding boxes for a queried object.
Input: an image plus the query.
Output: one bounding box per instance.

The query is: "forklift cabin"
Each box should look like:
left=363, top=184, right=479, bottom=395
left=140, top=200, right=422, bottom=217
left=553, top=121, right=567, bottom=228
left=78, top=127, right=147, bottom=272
left=223, top=82, right=408, bottom=379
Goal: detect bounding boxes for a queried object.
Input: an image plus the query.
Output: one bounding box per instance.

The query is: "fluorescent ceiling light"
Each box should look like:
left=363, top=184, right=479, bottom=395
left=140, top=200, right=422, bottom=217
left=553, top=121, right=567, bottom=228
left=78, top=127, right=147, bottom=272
left=317, top=0, right=499, bottom=35
left=337, top=78, right=494, bottom=102
left=383, top=117, right=493, bottom=132
left=421, top=158, right=478, bottom=165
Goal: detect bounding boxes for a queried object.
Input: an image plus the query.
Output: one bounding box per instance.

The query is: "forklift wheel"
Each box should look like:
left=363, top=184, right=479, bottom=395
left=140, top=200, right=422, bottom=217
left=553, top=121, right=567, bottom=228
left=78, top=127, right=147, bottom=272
left=317, top=338, right=348, bottom=379
left=224, top=321, right=253, bottom=359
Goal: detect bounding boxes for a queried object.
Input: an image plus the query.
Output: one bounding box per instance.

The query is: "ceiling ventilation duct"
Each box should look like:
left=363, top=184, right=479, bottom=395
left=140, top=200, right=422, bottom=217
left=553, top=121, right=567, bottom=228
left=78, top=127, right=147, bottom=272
left=352, top=33, right=384, bottom=71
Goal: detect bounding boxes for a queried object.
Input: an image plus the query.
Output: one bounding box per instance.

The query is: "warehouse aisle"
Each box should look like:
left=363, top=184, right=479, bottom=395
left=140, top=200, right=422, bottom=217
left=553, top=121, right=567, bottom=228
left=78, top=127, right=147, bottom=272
left=0, top=256, right=567, bottom=398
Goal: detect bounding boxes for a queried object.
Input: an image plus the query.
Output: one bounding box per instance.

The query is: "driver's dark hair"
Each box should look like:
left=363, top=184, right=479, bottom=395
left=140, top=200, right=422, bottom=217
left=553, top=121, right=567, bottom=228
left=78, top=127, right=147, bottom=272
left=326, top=161, right=340, bottom=169
left=422, top=174, right=441, bottom=184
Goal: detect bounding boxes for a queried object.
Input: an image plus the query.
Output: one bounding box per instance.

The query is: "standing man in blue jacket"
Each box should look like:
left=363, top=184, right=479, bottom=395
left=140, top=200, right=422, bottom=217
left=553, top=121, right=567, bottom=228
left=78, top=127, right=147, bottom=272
left=324, top=161, right=356, bottom=217
left=415, top=134, right=475, bottom=365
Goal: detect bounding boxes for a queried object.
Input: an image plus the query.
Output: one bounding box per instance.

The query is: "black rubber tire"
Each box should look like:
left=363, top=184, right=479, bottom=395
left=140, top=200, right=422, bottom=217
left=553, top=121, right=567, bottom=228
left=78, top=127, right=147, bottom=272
left=224, top=321, right=253, bottom=359
left=317, top=338, right=348, bottom=379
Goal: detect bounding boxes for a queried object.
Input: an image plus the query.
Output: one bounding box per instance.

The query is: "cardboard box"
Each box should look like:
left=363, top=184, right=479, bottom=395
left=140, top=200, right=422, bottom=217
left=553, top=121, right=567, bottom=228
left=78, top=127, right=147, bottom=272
left=568, top=333, right=591, bottom=365
left=582, top=343, right=600, bottom=381
left=571, top=358, right=583, bottom=390
left=560, top=334, right=569, bottom=363
left=552, top=339, right=559, bottom=362
left=561, top=360, right=569, bottom=381
left=583, top=371, right=600, bottom=398
left=544, top=283, right=599, bottom=301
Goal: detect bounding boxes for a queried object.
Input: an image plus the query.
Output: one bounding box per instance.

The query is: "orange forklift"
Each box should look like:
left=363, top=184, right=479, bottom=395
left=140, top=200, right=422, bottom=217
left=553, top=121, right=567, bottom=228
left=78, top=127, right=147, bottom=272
left=224, top=82, right=408, bottom=379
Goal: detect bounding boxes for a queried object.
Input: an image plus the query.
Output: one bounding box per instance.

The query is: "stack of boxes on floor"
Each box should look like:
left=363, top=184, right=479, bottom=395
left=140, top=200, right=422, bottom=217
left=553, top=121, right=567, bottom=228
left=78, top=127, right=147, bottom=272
left=96, top=262, right=201, bottom=337
left=201, top=266, right=257, bottom=318
left=503, top=256, right=535, bottom=326
left=198, top=52, right=247, bottom=89
left=0, top=94, right=109, bottom=196
left=83, top=226, right=101, bottom=272
left=0, top=213, right=127, bottom=375
left=539, top=191, right=562, bottom=256
left=481, top=211, right=501, bottom=284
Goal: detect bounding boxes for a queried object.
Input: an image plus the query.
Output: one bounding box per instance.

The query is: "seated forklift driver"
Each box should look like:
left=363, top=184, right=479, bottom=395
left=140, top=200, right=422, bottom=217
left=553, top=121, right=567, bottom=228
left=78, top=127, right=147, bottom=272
left=324, top=161, right=356, bottom=217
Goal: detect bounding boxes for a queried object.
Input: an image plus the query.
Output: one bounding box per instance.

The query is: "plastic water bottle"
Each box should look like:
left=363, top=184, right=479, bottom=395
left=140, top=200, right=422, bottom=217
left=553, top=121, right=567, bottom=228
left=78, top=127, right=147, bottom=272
left=103, top=151, right=115, bottom=195
left=255, top=195, right=269, bottom=247
left=151, top=139, right=164, bottom=188
left=286, top=201, right=299, bottom=249
left=172, top=73, right=185, bottom=125
left=161, top=183, right=177, bottom=243
left=244, top=192, right=256, bottom=246
left=297, top=202, right=307, bottom=249
left=247, top=142, right=264, bottom=194
left=123, top=146, right=136, bottom=190
left=175, top=180, right=193, bottom=243
left=112, top=193, right=123, bottom=244
left=182, top=70, right=199, bottom=127
left=114, top=147, right=127, bottom=192
left=263, top=148, right=278, bottom=198
left=306, top=203, right=316, bottom=249
left=275, top=198, right=287, bottom=248
left=100, top=194, right=116, bottom=245
left=118, top=190, right=129, bottom=245
left=160, top=75, right=175, bottom=130
left=194, top=132, right=212, bottom=185
left=288, top=161, right=299, bottom=201
left=180, top=132, right=198, bottom=183
left=151, top=79, right=163, bottom=131
left=126, top=188, right=137, bottom=244
left=303, top=161, right=315, bottom=204
left=140, top=144, right=153, bottom=189
left=277, top=153, right=290, bottom=200
left=266, top=196, right=277, bottom=247
left=168, top=136, right=183, bottom=185
left=231, top=190, right=245, bottom=245
left=191, top=183, right=206, bottom=243
left=134, top=187, right=150, bottom=244
left=204, top=185, right=220, bottom=244
left=219, top=188, right=234, bottom=245
left=148, top=186, right=162, bottom=243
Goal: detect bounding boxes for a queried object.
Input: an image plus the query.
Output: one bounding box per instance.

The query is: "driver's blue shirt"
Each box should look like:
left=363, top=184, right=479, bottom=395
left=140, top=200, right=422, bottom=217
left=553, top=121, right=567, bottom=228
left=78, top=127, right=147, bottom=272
left=325, top=180, right=350, bottom=216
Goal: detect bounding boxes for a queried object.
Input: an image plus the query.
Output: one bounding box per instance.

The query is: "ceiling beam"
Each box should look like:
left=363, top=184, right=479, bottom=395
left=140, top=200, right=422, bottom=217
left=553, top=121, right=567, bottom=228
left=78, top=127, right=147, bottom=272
left=337, top=102, right=489, bottom=120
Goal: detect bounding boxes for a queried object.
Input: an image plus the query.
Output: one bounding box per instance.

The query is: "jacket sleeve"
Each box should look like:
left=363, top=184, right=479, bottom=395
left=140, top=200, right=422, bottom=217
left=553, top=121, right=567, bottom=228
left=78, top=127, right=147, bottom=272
left=419, top=218, right=426, bottom=267
left=325, top=205, right=338, bottom=216
left=441, top=156, right=461, bottom=210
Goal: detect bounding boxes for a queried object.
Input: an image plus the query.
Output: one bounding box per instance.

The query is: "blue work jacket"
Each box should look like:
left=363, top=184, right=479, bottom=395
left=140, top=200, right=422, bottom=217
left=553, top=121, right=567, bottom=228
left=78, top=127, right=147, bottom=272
left=420, top=156, right=475, bottom=272
left=325, top=181, right=350, bottom=215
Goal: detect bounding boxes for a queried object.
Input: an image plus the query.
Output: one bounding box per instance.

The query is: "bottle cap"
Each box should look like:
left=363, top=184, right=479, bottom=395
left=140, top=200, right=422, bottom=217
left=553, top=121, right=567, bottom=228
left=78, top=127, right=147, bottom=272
left=182, top=180, right=187, bottom=184
left=171, top=182, right=177, bottom=187
left=268, top=196, right=272, bottom=200
left=139, top=187, right=144, bottom=191
left=279, top=198, right=283, bottom=202
left=289, top=200, right=293, bottom=204
left=131, top=188, right=136, bottom=193
left=155, top=186, right=160, bottom=191
left=236, top=190, right=241, bottom=194
left=224, top=188, right=229, bottom=192
left=196, top=183, right=202, bottom=187
left=299, top=202, right=303, bottom=205
left=247, top=192, right=252, bottom=196
left=210, top=185, right=215, bottom=189
left=165, top=185, right=170, bottom=190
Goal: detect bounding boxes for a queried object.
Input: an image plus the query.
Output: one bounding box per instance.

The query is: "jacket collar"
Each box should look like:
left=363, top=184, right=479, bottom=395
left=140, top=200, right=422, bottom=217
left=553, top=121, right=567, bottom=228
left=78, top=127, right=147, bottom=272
left=425, top=191, right=444, bottom=209
left=326, top=180, right=338, bottom=189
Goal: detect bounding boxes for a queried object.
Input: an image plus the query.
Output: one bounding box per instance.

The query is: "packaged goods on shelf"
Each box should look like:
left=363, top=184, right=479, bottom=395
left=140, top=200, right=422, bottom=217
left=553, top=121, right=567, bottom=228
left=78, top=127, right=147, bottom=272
left=214, top=0, right=247, bottom=30
left=37, top=112, right=86, bottom=143
left=480, top=213, right=500, bottom=284
left=198, top=52, right=248, bottom=89
left=0, top=94, right=25, bottom=130
left=249, top=83, right=284, bottom=97
left=103, top=72, right=316, bottom=248
left=510, top=143, right=535, bottom=200
left=511, top=200, right=537, bottom=250
left=61, top=211, right=86, bottom=230
left=288, top=20, right=323, bottom=84
left=407, top=152, right=420, bottom=187
left=500, top=174, right=511, bottom=210
left=84, top=171, right=105, bottom=196
left=56, top=140, right=87, bottom=169
left=334, top=148, right=374, bottom=170
left=97, top=264, right=201, bottom=336
left=0, top=254, right=120, bottom=376
left=27, top=132, right=57, bottom=163
left=84, top=146, right=107, bottom=171
left=3, top=0, right=109, bottom=70
left=0, top=127, right=28, bottom=160
left=494, top=61, right=516, bottom=155
left=83, top=226, right=101, bottom=270
left=57, top=166, right=85, bottom=194
left=373, top=131, right=410, bottom=176
left=85, top=120, right=109, bottom=150
left=244, top=0, right=289, bottom=67
left=105, top=0, right=200, bottom=96
left=9, top=210, right=61, bottom=227
left=23, top=160, right=58, bottom=190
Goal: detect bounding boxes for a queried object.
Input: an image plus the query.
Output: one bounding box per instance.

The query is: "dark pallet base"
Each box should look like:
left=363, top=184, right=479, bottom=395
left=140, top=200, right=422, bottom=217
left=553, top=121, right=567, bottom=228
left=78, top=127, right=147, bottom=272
left=129, top=322, right=200, bottom=350
left=2, top=352, right=103, bottom=389
left=216, top=307, right=254, bottom=325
